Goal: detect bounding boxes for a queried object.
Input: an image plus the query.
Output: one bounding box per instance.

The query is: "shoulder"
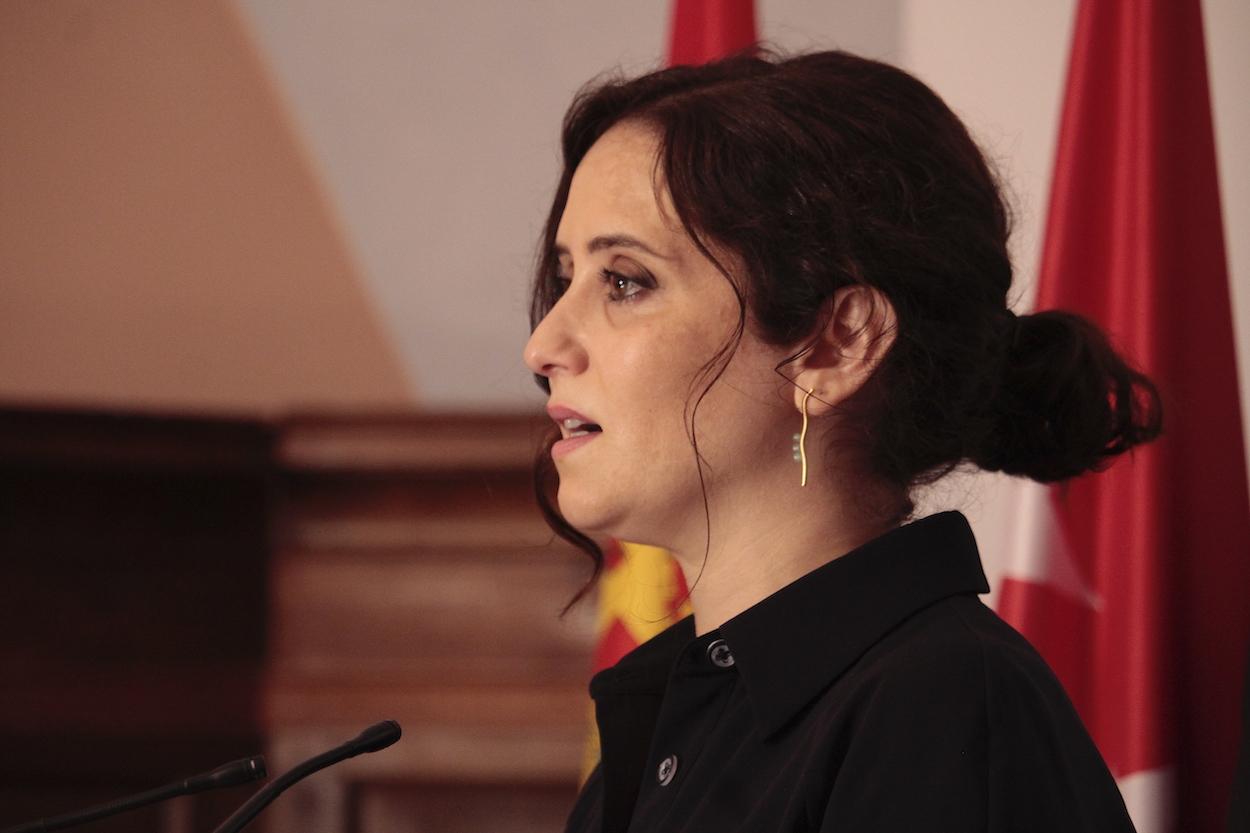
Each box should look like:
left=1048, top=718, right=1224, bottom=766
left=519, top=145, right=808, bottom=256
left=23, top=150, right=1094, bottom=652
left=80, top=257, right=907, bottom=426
left=836, top=594, right=1111, bottom=766
left=845, top=594, right=1071, bottom=711
left=816, top=595, right=1134, bottom=831
left=821, top=596, right=1019, bottom=772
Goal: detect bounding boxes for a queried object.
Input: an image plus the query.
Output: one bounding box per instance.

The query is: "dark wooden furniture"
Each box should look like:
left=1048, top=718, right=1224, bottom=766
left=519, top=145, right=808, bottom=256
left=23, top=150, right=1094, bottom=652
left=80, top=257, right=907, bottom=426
left=0, top=407, right=595, bottom=833
left=0, top=408, right=274, bottom=832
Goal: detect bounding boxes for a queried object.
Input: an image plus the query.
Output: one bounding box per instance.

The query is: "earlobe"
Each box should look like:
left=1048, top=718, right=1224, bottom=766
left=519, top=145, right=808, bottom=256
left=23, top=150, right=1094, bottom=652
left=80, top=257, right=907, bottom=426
left=790, top=379, right=834, bottom=418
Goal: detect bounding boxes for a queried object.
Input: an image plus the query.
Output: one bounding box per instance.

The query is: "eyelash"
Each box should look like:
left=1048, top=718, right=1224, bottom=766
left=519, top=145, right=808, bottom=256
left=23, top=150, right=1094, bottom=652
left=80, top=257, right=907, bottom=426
left=555, top=268, right=654, bottom=304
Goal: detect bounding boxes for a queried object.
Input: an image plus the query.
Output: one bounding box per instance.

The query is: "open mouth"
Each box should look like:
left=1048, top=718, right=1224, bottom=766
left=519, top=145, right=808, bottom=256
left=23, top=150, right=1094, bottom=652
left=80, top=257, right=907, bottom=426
left=562, top=418, right=603, bottom=439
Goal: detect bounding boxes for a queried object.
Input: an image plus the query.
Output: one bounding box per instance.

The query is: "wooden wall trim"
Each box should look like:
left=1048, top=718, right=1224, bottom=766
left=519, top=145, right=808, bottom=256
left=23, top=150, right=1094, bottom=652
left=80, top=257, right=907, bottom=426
left=277, top=412, right=552, bottom=472
left=0, top=405, right=273, bottom=471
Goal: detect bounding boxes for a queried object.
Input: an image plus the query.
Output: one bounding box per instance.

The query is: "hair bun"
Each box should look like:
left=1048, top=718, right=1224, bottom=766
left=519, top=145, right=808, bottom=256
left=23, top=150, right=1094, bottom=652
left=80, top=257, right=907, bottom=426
left=973, top=310, right=1163, bottom=482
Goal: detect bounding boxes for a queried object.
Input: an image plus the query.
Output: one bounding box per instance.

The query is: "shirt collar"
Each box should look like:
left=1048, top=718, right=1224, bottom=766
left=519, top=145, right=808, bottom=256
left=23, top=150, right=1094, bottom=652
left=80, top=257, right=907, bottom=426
left=721, top=510, right=989, bottom=736
left=590, top=613, right=696, bottom=698
left=589, top=511, right=989, bottom=737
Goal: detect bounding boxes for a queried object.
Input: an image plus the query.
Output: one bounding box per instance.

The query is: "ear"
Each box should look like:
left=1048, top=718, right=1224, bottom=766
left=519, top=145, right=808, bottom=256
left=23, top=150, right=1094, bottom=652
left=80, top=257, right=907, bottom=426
left=791, top=285, right=897, bottom=417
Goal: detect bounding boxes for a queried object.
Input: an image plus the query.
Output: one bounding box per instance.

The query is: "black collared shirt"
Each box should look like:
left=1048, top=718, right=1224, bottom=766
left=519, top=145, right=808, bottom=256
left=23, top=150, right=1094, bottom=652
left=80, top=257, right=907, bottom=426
left=565, top=511, right=1137, bottom=832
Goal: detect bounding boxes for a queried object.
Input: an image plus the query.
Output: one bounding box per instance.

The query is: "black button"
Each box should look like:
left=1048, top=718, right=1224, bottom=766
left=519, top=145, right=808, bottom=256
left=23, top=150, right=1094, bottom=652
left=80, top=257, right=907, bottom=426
left=657, top=754, right=678, bottom=785
left=707, top=638, right=735, bottom=668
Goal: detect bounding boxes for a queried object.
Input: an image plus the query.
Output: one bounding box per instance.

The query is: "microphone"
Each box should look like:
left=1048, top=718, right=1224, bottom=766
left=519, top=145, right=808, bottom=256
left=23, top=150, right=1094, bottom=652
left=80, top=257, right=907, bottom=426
left=1, top=756, right=266, bottom=833
left=211, top=720, right=402, bottom=833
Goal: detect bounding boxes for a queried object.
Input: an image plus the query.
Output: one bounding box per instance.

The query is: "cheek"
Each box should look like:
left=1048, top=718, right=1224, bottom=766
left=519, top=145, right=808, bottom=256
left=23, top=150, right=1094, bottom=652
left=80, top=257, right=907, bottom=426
left=612, top=320, right=720, bottom=414
left=697, top=338, right=792, bottom=449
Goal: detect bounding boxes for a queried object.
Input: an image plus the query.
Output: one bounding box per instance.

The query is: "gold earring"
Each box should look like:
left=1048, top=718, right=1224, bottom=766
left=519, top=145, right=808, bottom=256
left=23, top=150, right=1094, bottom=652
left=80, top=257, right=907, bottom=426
left=792, top=387, right=815, bottom=487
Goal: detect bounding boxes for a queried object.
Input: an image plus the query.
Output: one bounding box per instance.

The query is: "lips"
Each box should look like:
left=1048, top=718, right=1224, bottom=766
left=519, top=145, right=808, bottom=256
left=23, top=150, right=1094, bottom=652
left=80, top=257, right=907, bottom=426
left=547, top=403, right=603, bottom=439
left=546, top=404, right=603, bottom=460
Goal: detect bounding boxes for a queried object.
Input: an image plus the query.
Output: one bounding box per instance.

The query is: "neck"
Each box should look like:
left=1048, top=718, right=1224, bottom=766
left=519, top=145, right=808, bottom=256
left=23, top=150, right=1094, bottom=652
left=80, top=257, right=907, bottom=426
left=667, top=466, right=899, bottom=636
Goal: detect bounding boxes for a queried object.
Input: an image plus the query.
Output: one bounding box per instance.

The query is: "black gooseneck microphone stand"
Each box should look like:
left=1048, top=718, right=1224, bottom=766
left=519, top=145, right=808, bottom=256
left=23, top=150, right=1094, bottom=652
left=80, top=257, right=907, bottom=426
left=211, top=720, right=402, bottom=833
left=0, top=756, right=266, bottom=833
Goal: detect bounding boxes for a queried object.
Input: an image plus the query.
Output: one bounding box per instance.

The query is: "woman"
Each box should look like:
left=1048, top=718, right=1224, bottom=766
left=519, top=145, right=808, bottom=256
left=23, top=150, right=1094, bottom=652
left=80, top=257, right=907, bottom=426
left=523, top=49, right=1158, bottom=832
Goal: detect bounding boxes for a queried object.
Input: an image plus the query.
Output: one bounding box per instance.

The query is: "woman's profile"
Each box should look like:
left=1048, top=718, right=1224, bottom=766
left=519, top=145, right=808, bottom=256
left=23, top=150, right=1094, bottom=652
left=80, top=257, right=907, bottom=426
left=523, top=49, right=1159, bottom=832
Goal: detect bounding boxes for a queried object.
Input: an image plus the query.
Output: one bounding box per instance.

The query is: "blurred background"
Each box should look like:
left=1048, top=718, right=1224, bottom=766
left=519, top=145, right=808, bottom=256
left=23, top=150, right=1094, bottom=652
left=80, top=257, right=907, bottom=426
left=1, top=1, right=1247, bottom=831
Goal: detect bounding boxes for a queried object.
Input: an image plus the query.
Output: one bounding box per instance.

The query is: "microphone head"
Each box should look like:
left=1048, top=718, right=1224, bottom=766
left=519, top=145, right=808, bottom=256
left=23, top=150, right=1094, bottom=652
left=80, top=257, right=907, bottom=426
left=193, top=755, right=267, bottom=791
left=350, top=720, right=402, bottom=754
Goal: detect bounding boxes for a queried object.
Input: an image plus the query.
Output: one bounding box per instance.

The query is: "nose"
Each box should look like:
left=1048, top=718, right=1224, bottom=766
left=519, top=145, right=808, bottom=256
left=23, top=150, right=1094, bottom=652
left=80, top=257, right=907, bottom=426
left=523, top=297, right=588, bottom=381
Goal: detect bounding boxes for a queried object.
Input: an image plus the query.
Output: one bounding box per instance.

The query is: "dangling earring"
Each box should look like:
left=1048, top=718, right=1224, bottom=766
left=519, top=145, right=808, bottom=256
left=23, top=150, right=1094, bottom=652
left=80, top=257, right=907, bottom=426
left=792, top=387, right=815, bottom=487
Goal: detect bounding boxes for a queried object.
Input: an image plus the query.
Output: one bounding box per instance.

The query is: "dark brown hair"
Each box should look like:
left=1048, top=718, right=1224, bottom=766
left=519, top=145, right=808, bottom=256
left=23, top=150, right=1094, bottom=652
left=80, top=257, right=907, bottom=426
left=528, top=49, right=1161, bottom=603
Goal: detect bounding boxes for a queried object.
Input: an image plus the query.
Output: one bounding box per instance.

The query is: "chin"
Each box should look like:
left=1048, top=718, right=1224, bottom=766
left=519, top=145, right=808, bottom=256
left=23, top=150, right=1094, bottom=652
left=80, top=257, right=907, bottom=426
left=556, top=489, right=683, bottom=556
left=555, top=486, right=617, bottom=537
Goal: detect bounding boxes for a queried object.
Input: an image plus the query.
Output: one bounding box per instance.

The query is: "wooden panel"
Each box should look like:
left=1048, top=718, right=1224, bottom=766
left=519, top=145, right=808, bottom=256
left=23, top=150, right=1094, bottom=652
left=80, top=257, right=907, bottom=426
left=272, top=546, right=591, bottom=682
left=264, top=413, right=596, bottom=832
left=269, top=413, right=596, bottom=689
left=275, top=413, right=551, bottom=472
left=355, top=781, right=577, bottom=833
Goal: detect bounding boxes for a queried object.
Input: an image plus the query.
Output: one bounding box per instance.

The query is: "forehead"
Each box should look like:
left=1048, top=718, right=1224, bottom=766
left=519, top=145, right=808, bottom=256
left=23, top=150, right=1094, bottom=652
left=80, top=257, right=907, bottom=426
left=557, top=121, right=683, bottom=248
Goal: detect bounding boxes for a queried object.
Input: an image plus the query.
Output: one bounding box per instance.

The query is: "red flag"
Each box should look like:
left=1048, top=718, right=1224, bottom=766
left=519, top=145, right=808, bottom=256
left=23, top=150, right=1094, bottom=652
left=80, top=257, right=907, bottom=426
left=667, top=0, right=756, bottom=66
left=996, top=2, right=1250, bottom=830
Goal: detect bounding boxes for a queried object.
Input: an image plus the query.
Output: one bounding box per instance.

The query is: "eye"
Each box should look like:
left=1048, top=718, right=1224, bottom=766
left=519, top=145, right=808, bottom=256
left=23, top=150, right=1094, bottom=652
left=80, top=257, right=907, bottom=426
left=600, top=267, right=654, bottom=303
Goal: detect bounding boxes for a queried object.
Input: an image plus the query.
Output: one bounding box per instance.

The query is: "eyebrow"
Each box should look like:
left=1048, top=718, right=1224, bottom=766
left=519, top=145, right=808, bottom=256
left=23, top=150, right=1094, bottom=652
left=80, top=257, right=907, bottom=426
left=554, top=234, right=675, bottom=261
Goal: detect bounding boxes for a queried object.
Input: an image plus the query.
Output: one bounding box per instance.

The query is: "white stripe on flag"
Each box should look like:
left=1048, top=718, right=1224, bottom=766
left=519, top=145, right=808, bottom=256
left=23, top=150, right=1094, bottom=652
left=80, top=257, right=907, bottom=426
left=1117, top=766, right=1175, bottom=833
left=1003, top=478, right=1101, bottom=610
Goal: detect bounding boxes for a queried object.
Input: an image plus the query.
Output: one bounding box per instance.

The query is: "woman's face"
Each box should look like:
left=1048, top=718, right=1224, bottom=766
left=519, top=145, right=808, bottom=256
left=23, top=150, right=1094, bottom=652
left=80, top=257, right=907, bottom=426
left=523, top=120, right=796, bottom=551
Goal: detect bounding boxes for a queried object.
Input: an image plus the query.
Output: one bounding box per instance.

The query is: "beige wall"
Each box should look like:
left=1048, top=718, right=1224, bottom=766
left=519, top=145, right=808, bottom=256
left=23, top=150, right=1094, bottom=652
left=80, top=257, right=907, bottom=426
left=0, top=0, right=411, bottom=415
left=1206, top=0, right=1250, bottom=414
